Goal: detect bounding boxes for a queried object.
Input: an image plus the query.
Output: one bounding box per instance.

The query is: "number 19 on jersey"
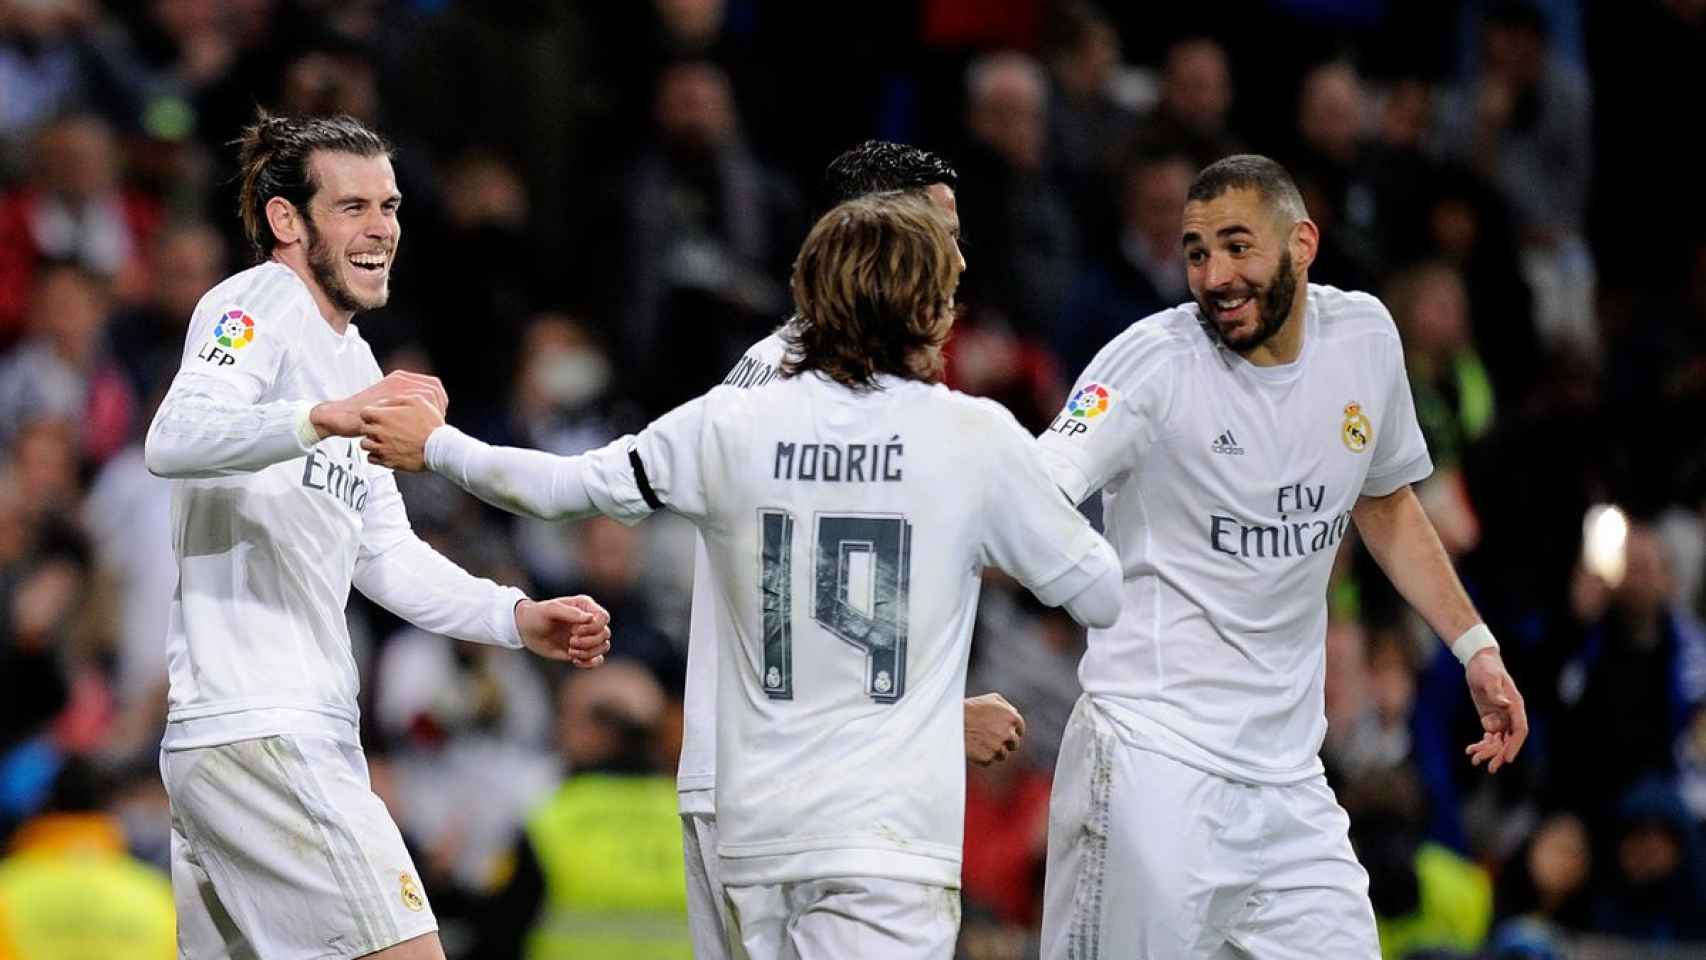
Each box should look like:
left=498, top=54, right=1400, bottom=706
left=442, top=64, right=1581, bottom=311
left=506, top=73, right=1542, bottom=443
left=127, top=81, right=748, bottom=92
left=759, top=510, right=914, bottom=703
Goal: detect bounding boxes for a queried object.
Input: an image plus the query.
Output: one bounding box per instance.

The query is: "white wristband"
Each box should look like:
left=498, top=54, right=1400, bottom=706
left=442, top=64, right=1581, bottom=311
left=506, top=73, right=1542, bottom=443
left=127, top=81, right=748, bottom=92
left=1451, top=624, right=1498, bottom=666
left=294, top=402, right=321, bottom=450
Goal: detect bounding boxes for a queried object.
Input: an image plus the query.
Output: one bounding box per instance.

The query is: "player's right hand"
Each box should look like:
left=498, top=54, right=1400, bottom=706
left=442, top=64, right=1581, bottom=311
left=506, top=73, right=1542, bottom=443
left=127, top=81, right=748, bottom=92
left=311, top=371, right=447, bottom=439
left=359, top=394, right=446, bottom=471
left=964, top=692, right=1025, bottom=766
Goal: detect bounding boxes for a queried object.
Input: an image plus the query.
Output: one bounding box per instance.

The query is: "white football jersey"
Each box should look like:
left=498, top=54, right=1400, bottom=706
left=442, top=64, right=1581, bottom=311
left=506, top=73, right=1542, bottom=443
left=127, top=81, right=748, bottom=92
left=148, top=262, right=523, bottom=749
left=1037, top=284, right=1432, bottom=784
left=678, top=326, right=790, bottom=810
left=581, top=372, right=1110, bottom=887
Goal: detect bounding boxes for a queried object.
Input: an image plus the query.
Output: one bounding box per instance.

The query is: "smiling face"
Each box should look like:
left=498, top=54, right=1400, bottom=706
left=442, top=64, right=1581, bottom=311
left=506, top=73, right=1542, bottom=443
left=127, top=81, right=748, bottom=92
left=299, top=149, right=400, bottom=314
left=1182, top=186, right=1316, bottom=357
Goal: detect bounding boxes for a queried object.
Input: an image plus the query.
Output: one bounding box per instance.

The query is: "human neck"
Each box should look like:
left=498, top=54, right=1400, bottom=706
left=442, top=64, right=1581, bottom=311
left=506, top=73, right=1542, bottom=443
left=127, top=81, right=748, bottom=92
left=271, top=251, right=353, bottom=335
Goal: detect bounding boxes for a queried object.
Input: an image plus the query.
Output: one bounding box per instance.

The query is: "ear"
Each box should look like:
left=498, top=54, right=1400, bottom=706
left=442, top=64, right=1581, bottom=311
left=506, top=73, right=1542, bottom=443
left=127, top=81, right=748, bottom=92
left=1289, top=218, right=1320, bottom=274
left=265, top=196, right=304, bottom=249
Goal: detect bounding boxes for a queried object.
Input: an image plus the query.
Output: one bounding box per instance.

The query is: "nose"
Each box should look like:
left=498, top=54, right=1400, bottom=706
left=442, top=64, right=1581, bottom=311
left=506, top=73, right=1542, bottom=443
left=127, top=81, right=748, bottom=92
left=365, top=209, right=396, bottom=242
left=1203, top=252, right=1234, bottom=291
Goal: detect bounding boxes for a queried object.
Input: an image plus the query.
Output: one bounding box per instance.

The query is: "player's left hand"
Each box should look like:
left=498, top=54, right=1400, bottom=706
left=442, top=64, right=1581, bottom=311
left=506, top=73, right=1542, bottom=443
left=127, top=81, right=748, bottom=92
left=359, top=394, right=444, bottom=471
left=516, top=596, right=612, bottom=668
left=964, top=692, right=1025, bottom=766
left=1463, top=647, right=1527, bottom=774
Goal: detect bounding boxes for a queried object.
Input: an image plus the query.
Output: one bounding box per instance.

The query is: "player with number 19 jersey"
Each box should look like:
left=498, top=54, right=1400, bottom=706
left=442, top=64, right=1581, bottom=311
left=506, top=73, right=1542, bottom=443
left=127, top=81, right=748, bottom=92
left=573, top=371, right=1115, bottom=888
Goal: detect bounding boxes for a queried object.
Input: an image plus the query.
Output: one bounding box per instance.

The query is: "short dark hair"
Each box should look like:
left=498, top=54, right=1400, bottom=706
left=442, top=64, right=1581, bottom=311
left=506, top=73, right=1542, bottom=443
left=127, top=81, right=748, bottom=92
left=233, top=109, right=392, bottom=259
left=783, top=192, right=962, bottom=390
left=1187, top=154, right=1308, bottom=223
left=824, top=141, right=958, bottom=204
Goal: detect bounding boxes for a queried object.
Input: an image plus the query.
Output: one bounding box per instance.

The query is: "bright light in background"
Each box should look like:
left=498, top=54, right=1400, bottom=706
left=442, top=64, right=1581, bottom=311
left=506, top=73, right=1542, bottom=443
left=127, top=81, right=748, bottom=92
left=1582, top=504, right=1630, bottom=588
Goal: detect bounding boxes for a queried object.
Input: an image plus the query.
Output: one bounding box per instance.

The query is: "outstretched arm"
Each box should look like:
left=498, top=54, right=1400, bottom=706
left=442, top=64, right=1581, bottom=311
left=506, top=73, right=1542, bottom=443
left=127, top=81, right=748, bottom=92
left=361, top=395, right=602, bottom=521
left=1352, top=485, right=1528, bottom=773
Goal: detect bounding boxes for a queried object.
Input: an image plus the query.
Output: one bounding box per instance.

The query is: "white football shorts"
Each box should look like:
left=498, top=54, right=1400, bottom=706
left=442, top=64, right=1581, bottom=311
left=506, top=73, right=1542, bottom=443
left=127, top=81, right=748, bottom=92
left=724, top=874, right=960, bottom=960
left=161, top=734, right=437, bottom=960
left=1041, top=695, right=1379, bottom=959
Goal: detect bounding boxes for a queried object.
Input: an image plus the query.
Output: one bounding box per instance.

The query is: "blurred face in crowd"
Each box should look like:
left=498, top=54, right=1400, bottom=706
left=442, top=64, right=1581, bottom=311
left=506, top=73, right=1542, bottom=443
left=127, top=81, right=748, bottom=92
left=282, top=50, right=379, bottom=122
left=299, top=149, right=400, bottom=315
left=1614, top=527, right=1675, bottom=617
left=29, top=266, right=109, bottom=366
left=968, top=55, right=1047, bottom=172
left=35, top=115, right=119, bottom=200
left=655, top=0, right=724, bottom=45
left=1124, top=157, right=1194, bottom=259
left=1379, top=79, right=1433, bottom=150
left=559, top=661, right=666, bottom=769
left=1161, top=39, right=1232, bottom=133
left=153, top=224, right=225, bottom=320
left=577, top=517, right=642, bottom=592
left=1183, top=187, right=1316, bottom=354
left=656, top=61, right=736, bottom=155
left=1298, top=61, right=1364, bottom=163
left=1400, top=265, right=1470, bottom=358
left=517, top=314, right=610, bottom=415
left=1527, top=814, right=1590, bottom=909
left=1484, top=19, right=1546, bottom=88
left=1053, top=18, right=1119, bottom=98
left=1619, top=821, right=1682, bottom=888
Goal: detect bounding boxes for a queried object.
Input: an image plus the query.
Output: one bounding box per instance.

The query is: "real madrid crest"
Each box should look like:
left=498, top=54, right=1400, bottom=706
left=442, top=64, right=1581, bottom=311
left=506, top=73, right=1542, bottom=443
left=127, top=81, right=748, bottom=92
left=1341, top=402, right=1372, bottom=453
left=399, top=871, right=425, bottom=912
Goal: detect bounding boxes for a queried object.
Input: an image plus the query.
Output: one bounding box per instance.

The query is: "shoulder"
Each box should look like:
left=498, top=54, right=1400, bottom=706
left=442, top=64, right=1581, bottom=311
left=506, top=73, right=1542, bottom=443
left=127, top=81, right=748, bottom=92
left=1311, top=284, right=1401, bottom=346
left=193, top=262, right=316, bottom=342
left=719, top=321, right=793, bottom=388
left=748, top=321, right=792, bottom=365
left=928, top=382, right=1034, bottom=445
left=1088, top=303, right=1205, bottom=383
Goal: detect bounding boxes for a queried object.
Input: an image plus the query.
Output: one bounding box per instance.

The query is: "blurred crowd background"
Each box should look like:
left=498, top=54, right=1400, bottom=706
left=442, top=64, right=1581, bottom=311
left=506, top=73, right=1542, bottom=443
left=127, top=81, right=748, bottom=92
left=2, top=0, right=1705, bottom=957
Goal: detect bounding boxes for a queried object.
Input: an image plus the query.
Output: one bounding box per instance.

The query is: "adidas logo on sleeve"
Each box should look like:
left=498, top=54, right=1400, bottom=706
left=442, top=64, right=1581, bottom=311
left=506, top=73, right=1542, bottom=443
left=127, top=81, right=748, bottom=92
left=1211, top=430, right=1244, bottom=456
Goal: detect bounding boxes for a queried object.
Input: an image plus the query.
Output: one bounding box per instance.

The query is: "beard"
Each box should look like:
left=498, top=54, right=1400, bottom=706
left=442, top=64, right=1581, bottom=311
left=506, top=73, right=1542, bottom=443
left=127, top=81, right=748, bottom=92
left=304, top=214, right=387, bottom=314
left=1197, top=248, right=1299, bottom=354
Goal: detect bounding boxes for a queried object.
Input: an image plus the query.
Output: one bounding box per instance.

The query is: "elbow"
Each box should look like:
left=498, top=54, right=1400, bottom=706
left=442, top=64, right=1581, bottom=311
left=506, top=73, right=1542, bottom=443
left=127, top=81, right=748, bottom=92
left=143, top=425, right=181, bottom=478
left=144, top=416, right=205, bottom=479
left=1077, top=586, right=1122, bottom=630
left=1074, top=542, right=1124, bottom=629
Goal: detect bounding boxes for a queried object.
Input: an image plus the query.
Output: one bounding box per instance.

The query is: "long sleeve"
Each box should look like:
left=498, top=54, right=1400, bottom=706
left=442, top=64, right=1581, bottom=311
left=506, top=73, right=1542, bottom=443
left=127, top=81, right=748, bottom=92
left=353, top=470, right=526, bottom=649
left=145, top=373, right=319, bottom=478
left=145, top=272, right=320, bottom=478
left=424, top=425, right=604, bottom=522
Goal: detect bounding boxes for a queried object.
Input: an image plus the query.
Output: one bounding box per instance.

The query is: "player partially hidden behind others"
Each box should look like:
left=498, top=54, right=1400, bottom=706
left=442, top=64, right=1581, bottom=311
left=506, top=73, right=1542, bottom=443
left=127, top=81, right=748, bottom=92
left=359, top=190, right=1124, bottom=958
left=144, top=110, right=612, bottom=960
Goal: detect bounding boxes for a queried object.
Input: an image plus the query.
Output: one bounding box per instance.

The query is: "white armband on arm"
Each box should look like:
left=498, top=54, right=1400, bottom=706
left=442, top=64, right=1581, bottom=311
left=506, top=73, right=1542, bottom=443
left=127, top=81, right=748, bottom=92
left=144, top=377, right=318, bottom=478
left=425, top=425, right=601, bottom=522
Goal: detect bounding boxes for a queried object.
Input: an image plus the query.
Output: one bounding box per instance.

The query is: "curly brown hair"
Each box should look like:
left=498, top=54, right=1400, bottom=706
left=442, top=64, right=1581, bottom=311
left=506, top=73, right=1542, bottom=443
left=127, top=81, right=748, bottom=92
left=782, top=192, right=961, bottom=390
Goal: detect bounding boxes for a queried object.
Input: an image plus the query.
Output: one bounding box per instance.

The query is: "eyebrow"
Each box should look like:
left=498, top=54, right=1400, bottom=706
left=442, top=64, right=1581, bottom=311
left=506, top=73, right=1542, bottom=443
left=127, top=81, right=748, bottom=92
left=1181, top=224, right=1254, bottom=248
left=333, top=193, right=403, bottom=206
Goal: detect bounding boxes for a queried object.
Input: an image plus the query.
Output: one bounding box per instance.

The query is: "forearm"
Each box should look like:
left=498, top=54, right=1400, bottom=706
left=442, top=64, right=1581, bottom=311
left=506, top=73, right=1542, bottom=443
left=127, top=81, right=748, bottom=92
left=425, top=426, right=601, bottom=522
left=353, top=535, right=526, bottom=648
left=145, top=379, right=318, bottom=478
left=1352, top=486, right=1482, bottom=641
